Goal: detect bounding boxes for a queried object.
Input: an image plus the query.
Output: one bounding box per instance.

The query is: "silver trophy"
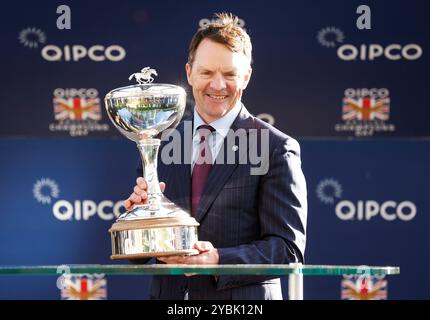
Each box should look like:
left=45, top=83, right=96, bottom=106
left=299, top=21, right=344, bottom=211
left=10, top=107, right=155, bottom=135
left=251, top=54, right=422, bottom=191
left=105, top=67, right=199, bottom=259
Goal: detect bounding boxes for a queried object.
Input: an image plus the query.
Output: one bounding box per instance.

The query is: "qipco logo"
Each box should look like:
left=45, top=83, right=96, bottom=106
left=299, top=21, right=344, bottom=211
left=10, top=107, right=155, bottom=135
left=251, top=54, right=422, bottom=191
left=41, top=44, right=126, bottom=62
left=335, top=200, right=417, bottom=221
left=199, top=17, right=245, bottom=30
left=344, top=88, right=389, bottom=99
left=337, top=44, right=422, bottom=61
left=52, top=200, right=124, bottom=221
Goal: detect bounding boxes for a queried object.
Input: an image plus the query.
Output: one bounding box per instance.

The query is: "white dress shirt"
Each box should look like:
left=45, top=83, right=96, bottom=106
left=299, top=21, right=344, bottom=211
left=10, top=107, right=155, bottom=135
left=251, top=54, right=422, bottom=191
left=191, top=102, right=242, bottom=172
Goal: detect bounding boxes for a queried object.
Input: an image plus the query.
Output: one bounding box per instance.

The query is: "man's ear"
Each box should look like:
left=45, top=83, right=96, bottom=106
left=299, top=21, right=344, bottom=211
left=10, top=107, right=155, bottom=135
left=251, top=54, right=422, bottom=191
left=241, top=67, right=252, bottom=90
left=185, top=63, right=192, bottom=86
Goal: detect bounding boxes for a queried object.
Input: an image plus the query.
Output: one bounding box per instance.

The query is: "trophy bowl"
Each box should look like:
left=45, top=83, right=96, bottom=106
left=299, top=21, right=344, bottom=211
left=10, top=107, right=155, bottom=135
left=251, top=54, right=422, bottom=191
left=104, top=68, right=199, bottom=259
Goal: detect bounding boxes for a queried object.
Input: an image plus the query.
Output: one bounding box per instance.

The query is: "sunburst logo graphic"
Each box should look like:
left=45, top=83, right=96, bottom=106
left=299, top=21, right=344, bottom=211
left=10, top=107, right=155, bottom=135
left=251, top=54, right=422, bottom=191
left=317, top=26, right=344, bottom=48
left=316, top=178, right=343, bottom=204
left=33, top=178, right=60, bottom=204
left=18, top=27, right=47, bottom=48
left=256, top=113, right=275, bottom=125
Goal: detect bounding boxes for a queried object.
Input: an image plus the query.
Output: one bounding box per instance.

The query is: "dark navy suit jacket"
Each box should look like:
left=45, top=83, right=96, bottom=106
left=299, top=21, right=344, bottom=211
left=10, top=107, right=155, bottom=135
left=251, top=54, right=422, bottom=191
left=136, top=105, right=307, bottom=300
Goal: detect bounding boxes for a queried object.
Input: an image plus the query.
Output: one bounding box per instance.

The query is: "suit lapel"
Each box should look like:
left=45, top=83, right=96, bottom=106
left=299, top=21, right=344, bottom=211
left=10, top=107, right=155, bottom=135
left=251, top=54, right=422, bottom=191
left=194, top=106, right=254, bottom=222
left=176, top=119, right=193, bottom=210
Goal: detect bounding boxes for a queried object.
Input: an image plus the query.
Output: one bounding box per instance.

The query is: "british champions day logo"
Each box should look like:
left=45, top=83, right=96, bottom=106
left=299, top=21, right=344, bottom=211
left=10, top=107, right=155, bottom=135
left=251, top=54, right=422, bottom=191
left=56, top=266, right=107, bottom=300
left=60, top=275, right=107, bottom=300
left=49, top=88, right=109, bottom=136
left=316, top=178, right=417, bottom=221
left=334, top=88, right=395, bottom=136
left=341, top=273, right=387, bottom=300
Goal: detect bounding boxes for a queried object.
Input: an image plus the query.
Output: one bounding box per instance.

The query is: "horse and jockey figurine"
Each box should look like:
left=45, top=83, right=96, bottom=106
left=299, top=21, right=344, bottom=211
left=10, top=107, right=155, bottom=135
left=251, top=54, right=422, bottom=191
left=129, top=67, right=158, bottom=84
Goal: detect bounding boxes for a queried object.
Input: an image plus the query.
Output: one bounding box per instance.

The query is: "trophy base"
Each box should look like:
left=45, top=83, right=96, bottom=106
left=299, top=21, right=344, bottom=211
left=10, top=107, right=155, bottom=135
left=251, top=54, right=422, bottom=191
left=111, top=249, right=199, bottom=260
left=117, top=195, right=191, bottom=220
left=109, top=215, right=200, bottom=259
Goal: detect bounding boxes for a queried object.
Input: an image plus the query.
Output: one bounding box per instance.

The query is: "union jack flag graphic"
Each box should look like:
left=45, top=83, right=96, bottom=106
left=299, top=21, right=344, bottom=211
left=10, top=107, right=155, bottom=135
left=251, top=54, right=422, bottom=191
left=54, top=97, right=101, bottom=121
left=342, top=97, right=390, bottom=121
left=341, top=275, right=387, bottom=300
left=60, top=274, right=107, bottom=300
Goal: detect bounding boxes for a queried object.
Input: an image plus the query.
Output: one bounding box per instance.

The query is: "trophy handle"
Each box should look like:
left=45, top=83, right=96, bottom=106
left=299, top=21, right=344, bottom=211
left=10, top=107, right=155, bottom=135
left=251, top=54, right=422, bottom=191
left=137, top=138, right=162, bottom=211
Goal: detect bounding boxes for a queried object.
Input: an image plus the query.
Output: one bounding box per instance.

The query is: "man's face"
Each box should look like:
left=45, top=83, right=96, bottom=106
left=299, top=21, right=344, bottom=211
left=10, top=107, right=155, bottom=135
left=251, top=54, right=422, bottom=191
left=186, top=38, right=252, bottom=123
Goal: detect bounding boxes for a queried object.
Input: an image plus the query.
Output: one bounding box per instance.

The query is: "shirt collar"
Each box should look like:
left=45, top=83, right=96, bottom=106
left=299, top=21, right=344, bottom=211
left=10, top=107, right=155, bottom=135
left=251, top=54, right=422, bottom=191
left=193, top=101, right=242, bottom=139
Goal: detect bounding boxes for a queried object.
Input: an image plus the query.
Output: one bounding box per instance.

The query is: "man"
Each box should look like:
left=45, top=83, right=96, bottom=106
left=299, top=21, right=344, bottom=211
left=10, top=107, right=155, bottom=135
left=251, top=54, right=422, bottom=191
left=124, top=12, right=307, bottom=300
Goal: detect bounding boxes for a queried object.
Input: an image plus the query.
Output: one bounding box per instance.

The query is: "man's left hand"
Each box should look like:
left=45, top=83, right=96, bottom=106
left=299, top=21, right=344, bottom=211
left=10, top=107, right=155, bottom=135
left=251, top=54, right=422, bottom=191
left=157, top=241, right=219, bottom=276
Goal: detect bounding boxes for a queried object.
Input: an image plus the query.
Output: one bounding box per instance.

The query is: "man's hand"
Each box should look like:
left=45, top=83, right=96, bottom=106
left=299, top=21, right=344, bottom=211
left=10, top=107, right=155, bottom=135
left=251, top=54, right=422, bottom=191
left=157, top=241, right=219, bottom=276
left=124, top=177, right=166, bottom=210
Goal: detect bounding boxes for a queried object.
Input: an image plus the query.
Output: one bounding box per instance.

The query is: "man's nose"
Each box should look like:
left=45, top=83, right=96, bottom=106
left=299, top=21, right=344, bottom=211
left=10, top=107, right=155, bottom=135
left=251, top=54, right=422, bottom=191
left=209, top=74, right=226, bottom=90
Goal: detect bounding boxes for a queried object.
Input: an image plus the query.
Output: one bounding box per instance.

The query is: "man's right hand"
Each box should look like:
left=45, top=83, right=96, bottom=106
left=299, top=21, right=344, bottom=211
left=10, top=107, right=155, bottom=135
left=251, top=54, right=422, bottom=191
left=124, top=177, right=166, bottom=210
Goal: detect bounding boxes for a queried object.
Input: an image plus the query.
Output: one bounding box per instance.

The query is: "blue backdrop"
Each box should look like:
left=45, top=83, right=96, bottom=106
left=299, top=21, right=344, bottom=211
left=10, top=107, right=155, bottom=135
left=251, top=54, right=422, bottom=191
left=0, top=0, right=429, bottom=299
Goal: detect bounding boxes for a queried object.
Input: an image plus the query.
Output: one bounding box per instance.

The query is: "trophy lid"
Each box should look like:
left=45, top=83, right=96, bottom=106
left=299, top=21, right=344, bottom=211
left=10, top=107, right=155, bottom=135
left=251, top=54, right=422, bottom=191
left=104, top=67, right=186, bottom=141
left=105, top=67, right=185, bottom=99
left=105, top=83, right=186, bottom=100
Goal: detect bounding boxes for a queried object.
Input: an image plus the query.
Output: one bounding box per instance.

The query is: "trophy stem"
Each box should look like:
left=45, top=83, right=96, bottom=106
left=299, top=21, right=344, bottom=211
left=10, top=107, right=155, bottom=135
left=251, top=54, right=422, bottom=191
left=137, top=138, right=162, bottom=211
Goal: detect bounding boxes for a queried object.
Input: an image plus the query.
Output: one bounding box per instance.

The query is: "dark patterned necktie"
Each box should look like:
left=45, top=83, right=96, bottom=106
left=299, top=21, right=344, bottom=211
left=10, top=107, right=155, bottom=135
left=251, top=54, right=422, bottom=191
left=191, top=125, right=215, bottom=215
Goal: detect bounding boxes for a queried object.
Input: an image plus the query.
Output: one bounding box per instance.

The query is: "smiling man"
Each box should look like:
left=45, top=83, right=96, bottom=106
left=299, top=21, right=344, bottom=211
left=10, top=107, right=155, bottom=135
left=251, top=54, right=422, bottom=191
left=185, top=34, right=252, bottom=123
left=125, top=12, right=307, bottom=300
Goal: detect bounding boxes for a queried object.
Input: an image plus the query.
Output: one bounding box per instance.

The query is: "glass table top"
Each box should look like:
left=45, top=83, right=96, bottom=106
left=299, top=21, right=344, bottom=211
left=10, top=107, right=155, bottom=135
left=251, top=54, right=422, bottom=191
left=0, top=264, right=400, bottom=276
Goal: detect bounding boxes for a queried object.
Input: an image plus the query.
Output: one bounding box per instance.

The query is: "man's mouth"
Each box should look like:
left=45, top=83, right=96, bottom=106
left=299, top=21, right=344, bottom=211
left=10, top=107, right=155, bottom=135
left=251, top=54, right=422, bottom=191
left=206, top=94, right=228, bottom=100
